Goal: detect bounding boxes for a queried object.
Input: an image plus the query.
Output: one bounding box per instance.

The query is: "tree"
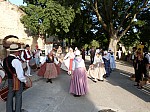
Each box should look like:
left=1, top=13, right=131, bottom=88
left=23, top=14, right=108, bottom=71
left=21, top=0, right=77, bottom=37
left=87, top=0, right=149, bottom=57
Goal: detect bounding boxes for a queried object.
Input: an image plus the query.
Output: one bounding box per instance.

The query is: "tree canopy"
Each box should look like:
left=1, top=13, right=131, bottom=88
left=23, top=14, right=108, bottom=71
left=21, top=0, right=80, bottom=36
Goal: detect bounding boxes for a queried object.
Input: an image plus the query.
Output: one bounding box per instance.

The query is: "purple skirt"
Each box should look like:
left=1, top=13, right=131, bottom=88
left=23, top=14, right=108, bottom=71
left=69, top=67, right=88, bottom=95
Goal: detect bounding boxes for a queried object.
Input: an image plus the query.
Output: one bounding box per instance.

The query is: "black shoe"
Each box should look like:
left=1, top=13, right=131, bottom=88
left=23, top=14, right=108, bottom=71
left=92, top=80, right=97, bottom=83
left=49, top=79, right=52, bottom=83
left=134, top=84, right=139, bottom=86
left=21, top=109, right=28, bottom=112
left=98, top=79, right=104, bottom=82
left=73, top=94, right=81, bottom=97
left=46, top=79, right=49, bottom=83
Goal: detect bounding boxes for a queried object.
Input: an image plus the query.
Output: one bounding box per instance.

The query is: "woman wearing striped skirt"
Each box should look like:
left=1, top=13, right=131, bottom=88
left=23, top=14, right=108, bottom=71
left=69, top=50, right=88, bottom=97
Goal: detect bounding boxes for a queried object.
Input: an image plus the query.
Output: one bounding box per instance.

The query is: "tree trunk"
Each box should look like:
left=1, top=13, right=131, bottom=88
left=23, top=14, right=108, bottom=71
left=108, top=37, right=118, bottom=60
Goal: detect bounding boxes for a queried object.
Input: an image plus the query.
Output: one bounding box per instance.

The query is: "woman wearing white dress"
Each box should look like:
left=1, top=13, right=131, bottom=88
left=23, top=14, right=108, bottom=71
left=110, top=52, right=116, bottom=71
left=63, top=48, right=75, bottom=75
left=88, top=52, right=106, bottom=82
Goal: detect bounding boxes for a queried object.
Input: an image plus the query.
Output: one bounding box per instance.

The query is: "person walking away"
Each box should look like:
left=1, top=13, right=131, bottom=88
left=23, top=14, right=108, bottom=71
left=69, top=50, right=88, bottom=97
left=33, top=45, right=41, bottom=69
left=3, top=44, right=27, bottom=112
left=21, top=44, right=32, bottom=76
left=40, top=50, right=59, bottom=83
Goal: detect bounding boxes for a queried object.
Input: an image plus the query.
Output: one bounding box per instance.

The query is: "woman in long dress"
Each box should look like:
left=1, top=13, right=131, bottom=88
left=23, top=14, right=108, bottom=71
left=88, top=52, right=106, bottom=82
left=110, top=52, right=116, bottom=71
left=39, top=50, right=59, bottom=83
left=63, top=48, right=75, bottom=75
left=69, top=50, right=88, bottom=97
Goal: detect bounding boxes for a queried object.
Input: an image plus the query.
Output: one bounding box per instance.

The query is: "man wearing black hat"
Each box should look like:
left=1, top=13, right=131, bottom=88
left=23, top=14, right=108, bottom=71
left=21, top=44, right=32, bottom=76
left=3, top=44, right=27, bottom=112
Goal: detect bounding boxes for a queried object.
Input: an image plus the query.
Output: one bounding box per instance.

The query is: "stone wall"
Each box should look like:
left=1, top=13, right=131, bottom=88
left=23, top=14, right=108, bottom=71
left=0, top=1, right=33, bottom=57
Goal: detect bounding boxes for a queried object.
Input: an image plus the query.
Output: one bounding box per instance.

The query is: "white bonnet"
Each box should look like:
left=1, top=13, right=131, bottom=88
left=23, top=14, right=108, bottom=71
left=75, top=50, right=80, bottom=55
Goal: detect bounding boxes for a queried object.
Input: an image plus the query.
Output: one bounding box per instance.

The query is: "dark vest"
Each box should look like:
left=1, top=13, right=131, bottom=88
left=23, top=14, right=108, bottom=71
left=46, top=55, right=54, bottom=63
left=23, top=50, right=31, bottom=60
left=3, top=56, right=16, bottom=79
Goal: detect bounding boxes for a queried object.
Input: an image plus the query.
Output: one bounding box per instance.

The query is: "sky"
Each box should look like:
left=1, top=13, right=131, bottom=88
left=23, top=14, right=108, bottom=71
left=9, top=0, right=25, bottom=6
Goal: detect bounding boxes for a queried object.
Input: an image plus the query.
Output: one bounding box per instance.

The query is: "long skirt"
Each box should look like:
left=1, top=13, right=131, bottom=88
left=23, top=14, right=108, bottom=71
left=94, top=66, right=106, bottom=80
left=44, top=63, right=58, bottom=79
left=69, top=59, right=73, bottom=71
left=69, top=67, right=88, bottom=96
left=88, top=66, right=106, bottom=80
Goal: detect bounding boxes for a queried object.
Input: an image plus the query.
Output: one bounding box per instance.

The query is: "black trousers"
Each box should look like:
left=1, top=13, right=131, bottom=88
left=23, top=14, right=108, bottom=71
left=6, top=79, right=24, bottom=112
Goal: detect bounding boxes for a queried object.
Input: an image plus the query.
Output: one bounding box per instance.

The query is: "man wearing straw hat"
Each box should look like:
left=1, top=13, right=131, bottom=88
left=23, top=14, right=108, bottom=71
left=3, top=43, right=28, bottom=112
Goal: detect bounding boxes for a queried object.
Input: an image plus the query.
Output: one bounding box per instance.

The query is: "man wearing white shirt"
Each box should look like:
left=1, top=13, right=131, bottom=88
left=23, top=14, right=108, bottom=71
left=3, top=44, right=27, bottom=112
left=21, top=44, right=32, bottom=76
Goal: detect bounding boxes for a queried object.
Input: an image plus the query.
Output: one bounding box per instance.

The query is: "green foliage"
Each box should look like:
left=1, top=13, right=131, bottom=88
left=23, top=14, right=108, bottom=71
left=21, top=0, right=76, bottom=36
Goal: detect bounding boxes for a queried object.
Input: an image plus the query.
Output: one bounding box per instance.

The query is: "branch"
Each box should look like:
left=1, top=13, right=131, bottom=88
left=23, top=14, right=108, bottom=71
left=118, top=14, right=136, bottom=40
left=92, top=0, right=107, bottom=30
left=117, top=0, right=148, bottom=39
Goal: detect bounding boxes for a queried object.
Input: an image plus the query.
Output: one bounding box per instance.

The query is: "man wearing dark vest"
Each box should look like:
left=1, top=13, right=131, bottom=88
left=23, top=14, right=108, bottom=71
left=21, top=44, right=32, bottom=76
left=3, top=44, right=27, bottom=112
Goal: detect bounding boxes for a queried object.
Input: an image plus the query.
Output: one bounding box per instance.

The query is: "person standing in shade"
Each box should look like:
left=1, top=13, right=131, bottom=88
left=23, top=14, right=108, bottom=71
left=81, top=48, right=85, bottom=60
left=103, top=51, right=111, bottom=77
left=3, top=44, right=27, bottom=112
left=21, top=44, right=32, bottom=76
left=69, top=50, right=88, bottom=97
left=90, top=46, right=95, bottom=64
left=109, top=49, right=116, bottom=71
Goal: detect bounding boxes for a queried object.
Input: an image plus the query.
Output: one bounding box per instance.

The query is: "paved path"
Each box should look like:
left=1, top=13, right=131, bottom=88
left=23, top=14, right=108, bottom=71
left=0, top=56, right=149, bottom=112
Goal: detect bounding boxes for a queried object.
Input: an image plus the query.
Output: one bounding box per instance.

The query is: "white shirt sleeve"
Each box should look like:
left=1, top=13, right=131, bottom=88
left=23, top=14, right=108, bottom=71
left=54, top=57, right=59, bottom=65
left=64, top=53, right=69, bottom=60
left=12, top=59, right=26, bottom=83
left=41, top=56, right=47, bottom=65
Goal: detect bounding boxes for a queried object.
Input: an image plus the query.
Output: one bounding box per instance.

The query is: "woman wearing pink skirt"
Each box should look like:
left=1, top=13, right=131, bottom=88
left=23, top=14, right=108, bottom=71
left=69, top=50, right=88, bottom=97
left=39, top=50, right=59, bottom=83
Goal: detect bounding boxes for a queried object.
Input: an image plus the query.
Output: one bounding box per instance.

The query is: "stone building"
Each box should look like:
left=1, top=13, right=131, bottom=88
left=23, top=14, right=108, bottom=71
left=0, top=0, right=34, bottom=58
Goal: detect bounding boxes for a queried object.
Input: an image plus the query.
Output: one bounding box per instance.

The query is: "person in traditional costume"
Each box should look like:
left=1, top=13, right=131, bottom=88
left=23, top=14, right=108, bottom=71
left=40, top=50, right=59, bottom=83
left=56, top=46, right=62, bottom=58
left=33, top=45, right=41, bottom=69
left=21, top=44, right=32, bottom=76
left=88, top=52, right=106, bottom=82
left=134, top=54, right=144, bottom=89
left=69, top=50, right=88, bottom=97
left=81, top=48, right=85, bottom=60
left=63, top=47, right=75, bottom=75
left=103, top=51, right=111, bottom=77
left=90, top=47, right=96, bottom=64
left=3, top=44, right=28, bottom=112
left=109, top=49, right=116, bottom=71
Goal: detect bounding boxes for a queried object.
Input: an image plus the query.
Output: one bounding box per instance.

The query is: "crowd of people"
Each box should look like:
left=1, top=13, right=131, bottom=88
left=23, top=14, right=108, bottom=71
left=1, top=42, right=149, bottom=112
